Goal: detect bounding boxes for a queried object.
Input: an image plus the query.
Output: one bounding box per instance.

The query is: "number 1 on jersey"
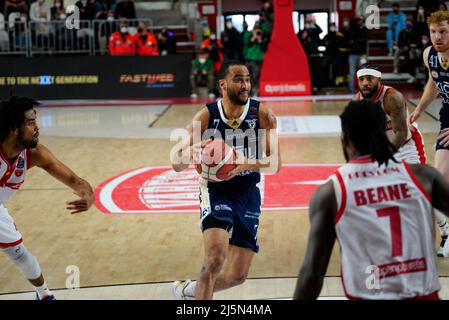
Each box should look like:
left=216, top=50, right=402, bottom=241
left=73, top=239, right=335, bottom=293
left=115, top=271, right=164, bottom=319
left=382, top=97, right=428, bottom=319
left=377, top=206, right=403, bottom=257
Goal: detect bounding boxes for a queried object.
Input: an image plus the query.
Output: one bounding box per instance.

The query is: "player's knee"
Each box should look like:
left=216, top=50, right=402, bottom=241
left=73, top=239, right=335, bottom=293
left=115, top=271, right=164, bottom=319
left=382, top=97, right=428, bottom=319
left=3, top=244, right=41, bottom=280
left=204, top=254, right=226, bottom=276
left=229, top=272, right=248, bottom=286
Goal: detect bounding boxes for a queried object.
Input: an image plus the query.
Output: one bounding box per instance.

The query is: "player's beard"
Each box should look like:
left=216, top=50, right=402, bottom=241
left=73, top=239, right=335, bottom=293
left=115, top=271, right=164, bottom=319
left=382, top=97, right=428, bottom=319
left=18, top=128, right=38, bottom=149
left=433, top=41, right=449, bottom=53
left=360, top=83, right=379, bottom=99
left=227, top=89, right=249, bottom=106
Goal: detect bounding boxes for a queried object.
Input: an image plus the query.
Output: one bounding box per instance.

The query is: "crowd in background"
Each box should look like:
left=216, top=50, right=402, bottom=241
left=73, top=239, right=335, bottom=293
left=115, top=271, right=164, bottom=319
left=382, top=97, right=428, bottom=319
left=0, top=0, right=178, bottom=56
left=190, top=0, right=273, bottom=98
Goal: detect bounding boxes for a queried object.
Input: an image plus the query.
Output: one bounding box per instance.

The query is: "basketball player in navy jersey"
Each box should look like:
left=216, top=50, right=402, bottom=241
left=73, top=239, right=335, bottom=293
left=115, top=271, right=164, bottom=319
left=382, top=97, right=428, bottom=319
left=0, top=97, right=94, bottom=300
left=170, top=60, right=281, bottom=300
left=356, top=64, right=449, bottom=256
left=408, top=11, right=449, bottom=257
left=294, top=100, right=449, bottom=300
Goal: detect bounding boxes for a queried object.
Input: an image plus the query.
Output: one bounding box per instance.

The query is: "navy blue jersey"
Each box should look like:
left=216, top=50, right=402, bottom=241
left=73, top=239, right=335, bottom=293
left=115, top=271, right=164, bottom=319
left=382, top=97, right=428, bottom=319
left=428, top=47, right=449, bottom=128
left=204, top=98, right=263, bottom=192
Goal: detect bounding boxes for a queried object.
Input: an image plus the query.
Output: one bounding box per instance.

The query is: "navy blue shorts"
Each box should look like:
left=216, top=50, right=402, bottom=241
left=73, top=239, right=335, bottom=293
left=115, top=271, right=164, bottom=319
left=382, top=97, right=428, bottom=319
left=199, top=184, right=261, bottom=253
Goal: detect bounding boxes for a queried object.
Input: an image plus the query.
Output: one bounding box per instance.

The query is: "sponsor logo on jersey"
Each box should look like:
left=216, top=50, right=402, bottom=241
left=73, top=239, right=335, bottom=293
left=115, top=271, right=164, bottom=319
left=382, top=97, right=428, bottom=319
left=94, top=164, right=340, bottom=214
left=14, top=169, right=23, bottom=177
left=16, top=157, right=25, bottom=169
left=245, top=119, right=257, bottom=129
left=432, top=70, right=439, bottom=79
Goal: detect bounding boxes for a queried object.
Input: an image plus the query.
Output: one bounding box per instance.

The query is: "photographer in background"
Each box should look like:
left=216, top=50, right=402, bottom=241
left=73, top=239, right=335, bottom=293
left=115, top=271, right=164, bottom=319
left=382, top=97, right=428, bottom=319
left=243, top=23, right=268, bottom=96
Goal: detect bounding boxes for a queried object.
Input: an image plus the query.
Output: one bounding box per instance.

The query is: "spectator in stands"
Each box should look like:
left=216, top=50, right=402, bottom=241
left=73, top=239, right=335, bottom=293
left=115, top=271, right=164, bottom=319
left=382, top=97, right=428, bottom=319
left=75, top=0, right=96, bottom=49
left=335, top=18, right=350, bottom=87
left=190, top=50, right=215, bottom=99
left=416, top=0, right=440, bottom=15
left=114, top=0, right=136, bottom=20
left=348, top=15, right=368, bottom=93
left=413, top=5, right=428, bottom=38
left=439, top=1, right=448, bottom=11
left=322, top=23, right=343, bottom=87
left=108, top=22, right=135, bottom=55
left=386, top=2, right=407, bottom=56
left=11, top=10, right=28, bottom=50
left=134, top=22, right=158, bottom=56
left=394, top=19, right=420, bottom=77
left=51, top=0, right=65, bottom=20
left=302, top=15, right=322, bottom=50
left=157, top=27, right=176, bottom=55
left=51, top=0, right=71, bottom=51
left=30, top=0, right=52, bottom=49
left=93, top=0, right=109, bottom=19
left=259, top=1, right=274, bottom=39
left=298, top=24, right=321, bottom=92
left=261, top=0, right=273, bottom=25
left=243, top=22, right=268, bottom=96
left=99, top=10, right=117, bottom=55
left=221, top=19, right=242, bottom=61
left=76, top=0, right=96, bottom=20
left=4, top=0, right=28, bottom=19
left=201, top=30, right=224, bottom=74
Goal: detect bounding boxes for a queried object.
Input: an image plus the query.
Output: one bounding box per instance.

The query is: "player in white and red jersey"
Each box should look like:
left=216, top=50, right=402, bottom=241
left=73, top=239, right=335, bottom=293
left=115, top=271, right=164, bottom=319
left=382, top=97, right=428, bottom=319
left=0, top=97, right=94, bottom=300
left=355, top=64, right=449, bottom=257
left=294, top=100, right=449, bottom=300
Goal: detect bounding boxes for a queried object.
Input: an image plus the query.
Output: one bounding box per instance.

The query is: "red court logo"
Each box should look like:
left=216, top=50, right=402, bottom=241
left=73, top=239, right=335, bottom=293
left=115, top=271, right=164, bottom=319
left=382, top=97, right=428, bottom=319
left=94, top=164, right=341, bottom=214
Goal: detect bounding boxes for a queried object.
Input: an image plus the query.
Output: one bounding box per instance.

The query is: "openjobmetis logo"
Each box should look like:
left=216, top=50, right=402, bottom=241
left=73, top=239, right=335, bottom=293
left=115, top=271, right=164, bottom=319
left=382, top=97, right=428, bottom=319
left=94, top=164, right=340, bottom=214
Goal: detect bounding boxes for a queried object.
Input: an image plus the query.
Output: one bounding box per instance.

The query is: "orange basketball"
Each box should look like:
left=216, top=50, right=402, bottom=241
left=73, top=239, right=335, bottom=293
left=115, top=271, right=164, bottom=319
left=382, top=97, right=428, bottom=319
left=195, top=139, right=236, bottom=182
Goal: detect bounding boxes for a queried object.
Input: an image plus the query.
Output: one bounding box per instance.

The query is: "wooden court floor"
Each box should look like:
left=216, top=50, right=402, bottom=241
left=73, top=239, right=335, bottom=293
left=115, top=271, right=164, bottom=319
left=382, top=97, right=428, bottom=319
left=0, top=99, right=448, bottom=298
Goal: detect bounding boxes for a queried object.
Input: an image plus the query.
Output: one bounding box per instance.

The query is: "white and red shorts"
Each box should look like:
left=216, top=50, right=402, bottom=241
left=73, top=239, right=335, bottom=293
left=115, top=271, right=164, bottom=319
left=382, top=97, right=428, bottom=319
left=0, top=205, right=23, bottom=249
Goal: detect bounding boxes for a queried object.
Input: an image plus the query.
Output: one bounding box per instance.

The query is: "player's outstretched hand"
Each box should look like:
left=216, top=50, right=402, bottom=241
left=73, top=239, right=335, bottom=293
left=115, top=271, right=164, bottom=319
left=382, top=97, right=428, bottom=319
left=66, top=190, right=94, bottom=214
left=407, top=109, right=421, bottom=127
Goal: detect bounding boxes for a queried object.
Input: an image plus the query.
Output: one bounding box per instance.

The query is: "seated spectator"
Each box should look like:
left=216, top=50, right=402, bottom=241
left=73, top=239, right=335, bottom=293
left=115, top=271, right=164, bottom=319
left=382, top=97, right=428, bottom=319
left=394, top=19, right=420, bottom=76
left=114, top=0, right=136, bottom=20
left=30, top=0, right=52, bottom=49
left=439, top=1, right=448, bottom=11
left=190, top=51, right=215, bottom=99
left=108, top=22, right=135, bottom=55
left=157, top=27, right=176, bottom=55
left=221, top=19, right=242, bottom=61
left=4, top=0, right=28, bottom=20
left=134, top=22, right=158, bottom=56
left=201, top=31, right=224, bottom=74
left=387, top=2, right=407, bottom=56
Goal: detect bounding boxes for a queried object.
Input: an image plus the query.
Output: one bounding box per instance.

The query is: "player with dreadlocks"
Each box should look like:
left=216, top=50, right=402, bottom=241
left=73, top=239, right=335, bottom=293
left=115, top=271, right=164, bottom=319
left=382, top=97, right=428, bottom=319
left=294, top=99, right=449, bottom=300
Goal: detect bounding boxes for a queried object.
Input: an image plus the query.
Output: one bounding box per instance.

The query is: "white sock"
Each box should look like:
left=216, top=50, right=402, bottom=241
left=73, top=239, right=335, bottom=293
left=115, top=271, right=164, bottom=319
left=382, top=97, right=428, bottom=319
left=184, top=281, right=196, bottom=298
left=35, top=282, right=52, bottom=299
left=435, top=210, right=449, bottom=235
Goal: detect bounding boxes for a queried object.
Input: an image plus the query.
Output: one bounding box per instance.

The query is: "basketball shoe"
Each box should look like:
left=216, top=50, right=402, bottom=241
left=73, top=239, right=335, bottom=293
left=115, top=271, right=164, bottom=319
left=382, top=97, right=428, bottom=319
left=35, top=293, right=56, bottom=300
left=172, top=280, right=195, bottom=300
